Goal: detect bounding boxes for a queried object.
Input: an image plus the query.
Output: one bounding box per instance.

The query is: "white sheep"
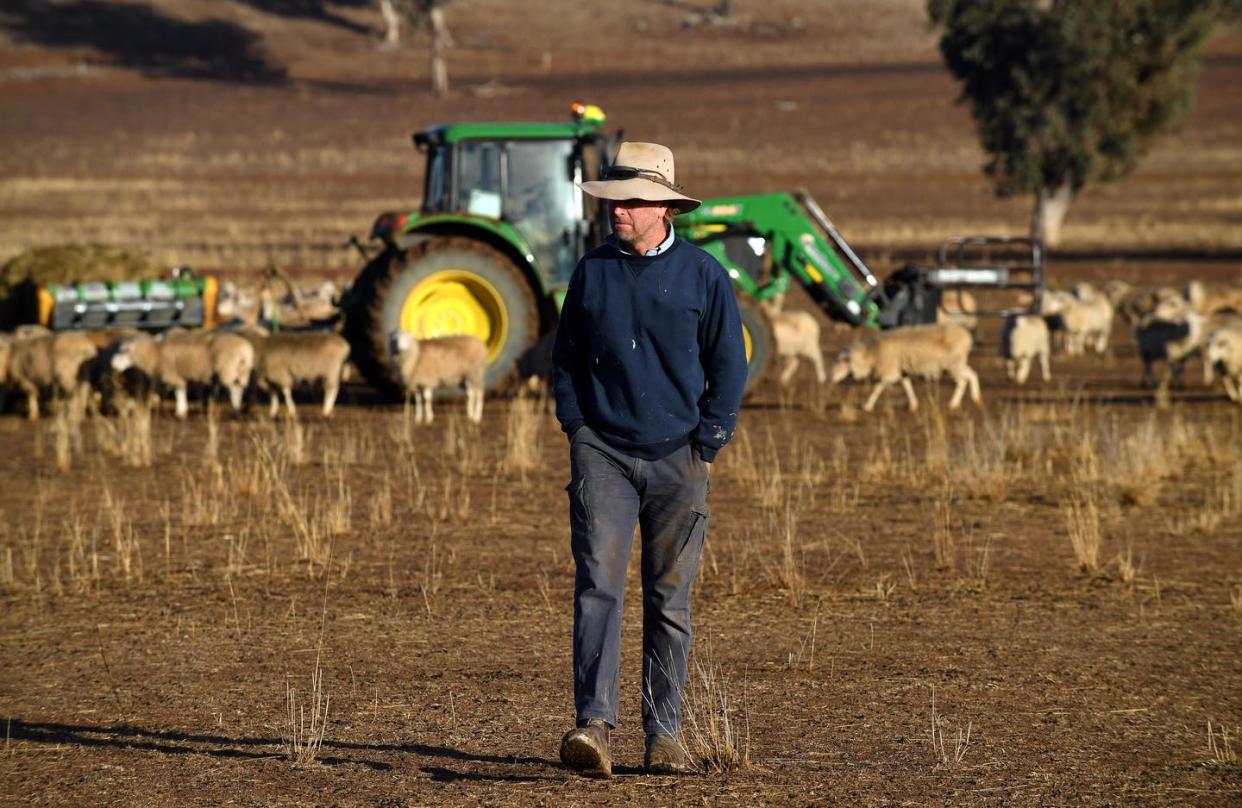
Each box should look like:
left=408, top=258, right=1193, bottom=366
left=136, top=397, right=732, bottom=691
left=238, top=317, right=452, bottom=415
left=937, top=288, right=978, bottom=332
left=1187, top=280, right=1242, bottom=318
left=6, top=331, right=98, bottom=419
left=1041, top=286, right=1113, bottom=355
left=215, top=280, right=259, bottom=324
left=112, top=330, right=254, bottom=418
left=389, top=331, right=487, bottom=424
left=1000, top=313, right=1051, bottom=384
left=255, top=279, right=340, bottom=328
left=1105, top=281, right=1187, bottom=328
left=830, top=322, right=981, bottom=413
left=1206, top=323, right=1242, bottom=404
left=251, top=330, right=351, bottom=418
left=759, top=297, right=826, bottom=385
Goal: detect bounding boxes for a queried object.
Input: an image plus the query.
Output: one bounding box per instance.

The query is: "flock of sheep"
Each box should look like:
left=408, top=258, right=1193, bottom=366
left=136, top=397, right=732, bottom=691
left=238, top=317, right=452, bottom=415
left=0, top=307, right=488, bottom=425
left=762, top=278, right=1242, bottom=413
left=2, top=275, right=1241, bottom=424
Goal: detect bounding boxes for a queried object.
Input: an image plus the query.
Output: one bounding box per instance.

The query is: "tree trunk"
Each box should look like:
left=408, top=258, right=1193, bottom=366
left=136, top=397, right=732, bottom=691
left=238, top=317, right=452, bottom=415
left=1031, top=183, right=1073, bottom=248
left=378, top=0, right=400, bottom=46
left=429, top=6, right=452, bottom=97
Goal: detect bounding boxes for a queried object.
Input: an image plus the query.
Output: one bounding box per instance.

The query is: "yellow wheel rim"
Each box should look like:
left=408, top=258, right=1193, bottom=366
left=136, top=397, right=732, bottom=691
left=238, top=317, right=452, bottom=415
left=399, top=270, right=508, bottom=364
left=742, top=322, right=754, bottom=364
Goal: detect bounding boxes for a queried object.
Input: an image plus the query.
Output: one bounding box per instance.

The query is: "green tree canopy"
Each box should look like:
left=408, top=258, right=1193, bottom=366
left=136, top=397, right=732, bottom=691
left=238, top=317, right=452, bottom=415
left=928, top=0, right=1219, bottom=245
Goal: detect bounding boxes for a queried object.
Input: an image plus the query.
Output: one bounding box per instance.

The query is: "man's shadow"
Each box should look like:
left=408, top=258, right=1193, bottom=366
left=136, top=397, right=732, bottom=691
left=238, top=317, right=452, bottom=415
left=4, top=718, right=580, bottom=782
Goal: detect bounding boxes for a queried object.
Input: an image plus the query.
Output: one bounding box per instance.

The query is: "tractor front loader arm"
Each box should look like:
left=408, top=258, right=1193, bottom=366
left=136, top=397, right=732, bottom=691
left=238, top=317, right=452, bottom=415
left=675, top=192, right=883, bottom=327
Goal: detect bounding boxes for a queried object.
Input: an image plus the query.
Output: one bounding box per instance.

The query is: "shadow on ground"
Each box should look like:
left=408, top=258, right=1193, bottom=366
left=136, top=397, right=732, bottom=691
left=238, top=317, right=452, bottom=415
left=233, top=0, right=375, bottom=36
left=4, top=718, right=568, bottom=778
left=0, top=0, right=287, bottom=83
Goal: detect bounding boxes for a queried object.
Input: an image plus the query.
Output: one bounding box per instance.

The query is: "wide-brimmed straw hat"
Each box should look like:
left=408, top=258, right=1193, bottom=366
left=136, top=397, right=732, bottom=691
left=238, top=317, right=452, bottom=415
left=579, top=142, right=701, bottom=214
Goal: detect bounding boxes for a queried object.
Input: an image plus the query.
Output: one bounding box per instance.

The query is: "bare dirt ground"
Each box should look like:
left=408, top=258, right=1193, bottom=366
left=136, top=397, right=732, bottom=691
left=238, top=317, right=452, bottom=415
left=2, top=2, right=1242, bottom=805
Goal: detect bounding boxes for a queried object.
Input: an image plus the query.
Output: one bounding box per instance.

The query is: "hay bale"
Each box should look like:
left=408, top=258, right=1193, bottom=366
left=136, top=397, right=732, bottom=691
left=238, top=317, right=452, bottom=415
left=0, top=244, right=158, bottom=328
left=0, top=244, right=157, bottom=296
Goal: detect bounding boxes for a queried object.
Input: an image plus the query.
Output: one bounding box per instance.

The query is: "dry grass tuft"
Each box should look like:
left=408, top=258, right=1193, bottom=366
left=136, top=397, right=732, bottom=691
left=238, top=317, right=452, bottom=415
left=102, top=485, right=142, bottom=585
left=932, top=485, right=956, bottom=572
left=675, top=642, right=751, bottom=774
left=764, top=496, right=806, bottom=603
left=368, top=476, right=394, bottom=528
left=204, top=399, right=221, bottom=468
left=502, top=397, right=542, bottom=476
left=282, top=417, right=308, bottom=466
left=1115, top=544, right=1139, bottom=587
left=786, top=605, right=820, bottom=671
left=52, top=406, right=75, bottom=472
left=119, top=404, right=153, bottom=467
left=929, top=685, right=971, bottom=768
left=283, top=663, right=330, bottom=766
left=444, top=415, right=485, bottom=475
left=1206, top=720, right=1237, bottom=765
left=1064, top=492, right=1102, bottom=575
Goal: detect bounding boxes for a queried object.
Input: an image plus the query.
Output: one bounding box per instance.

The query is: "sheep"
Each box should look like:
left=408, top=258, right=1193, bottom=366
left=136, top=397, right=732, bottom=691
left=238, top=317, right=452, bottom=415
left=1206, top=323, right=1242, bottom=404
left=1000, top=313, right=1051, bottom=384
left=6, top=331, right=98, bottom=419
left=215, top=280, right=259, bottom=324
left=1199, top=313, right=1242, bottom=386
left=79, top=328, right=146, bottom=415
left=829, top=322, right=981, bottom=413
left=1133, top=296, right=1206, bottom=406
left=254, top=277, right=341, bottom=329
left=1106, top=280, right=1188, bottom=328
left=937, top=288, right=978, bottom=332
left=759, top=297, right=826, bottom=385
left=251, top=330, right=351, bottom=418
left=1040, top=287, right=1113, bottom=355
left=111, top=330, right=254, bottom=418
left=389, top=330, right=487, bottom=424
left=1187, top=280, right=1242, bottom=317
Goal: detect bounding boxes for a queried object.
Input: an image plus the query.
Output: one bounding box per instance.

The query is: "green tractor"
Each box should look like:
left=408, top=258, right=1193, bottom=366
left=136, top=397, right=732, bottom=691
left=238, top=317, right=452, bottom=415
left=341, top=102, right=618, bottom=397
left=341, top=102, right=1043, bottom=396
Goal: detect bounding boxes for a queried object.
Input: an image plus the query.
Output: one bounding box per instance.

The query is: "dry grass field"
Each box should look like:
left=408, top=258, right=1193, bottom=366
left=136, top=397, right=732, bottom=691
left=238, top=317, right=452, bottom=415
left=2, top=1, right=1242, bottom=805
left=1, top=357, right=1241, bottom=805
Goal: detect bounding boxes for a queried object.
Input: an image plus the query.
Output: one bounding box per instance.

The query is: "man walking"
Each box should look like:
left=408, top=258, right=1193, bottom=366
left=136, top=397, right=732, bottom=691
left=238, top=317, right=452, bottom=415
left=551, top=142, right=748, bottom=777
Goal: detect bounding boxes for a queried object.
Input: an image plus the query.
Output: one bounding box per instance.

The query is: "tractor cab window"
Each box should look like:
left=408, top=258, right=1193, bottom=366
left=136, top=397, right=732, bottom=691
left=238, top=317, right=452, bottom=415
left=424, top=145, right=449, bottom=212
left=455, top=141, right=504, bottom=218
left=504, top=139, right=580, bottom=286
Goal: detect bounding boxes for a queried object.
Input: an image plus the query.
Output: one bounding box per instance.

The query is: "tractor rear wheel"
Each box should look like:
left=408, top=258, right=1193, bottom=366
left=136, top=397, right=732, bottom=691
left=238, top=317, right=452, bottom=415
left=736, top=295, right=774, bottom=396
left=343, top=238, right=540, bottom=398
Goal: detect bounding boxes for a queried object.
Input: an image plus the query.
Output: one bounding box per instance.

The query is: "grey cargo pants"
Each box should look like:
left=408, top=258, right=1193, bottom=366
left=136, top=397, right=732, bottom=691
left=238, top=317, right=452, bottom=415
left=566, top=425, right=710, bottom=736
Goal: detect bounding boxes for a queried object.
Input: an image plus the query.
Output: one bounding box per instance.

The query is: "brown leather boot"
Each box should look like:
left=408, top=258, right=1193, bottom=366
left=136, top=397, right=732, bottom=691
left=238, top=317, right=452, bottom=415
left=559, top=719, right=612, bottom=778
left=643, top=733, right=690, bottom=774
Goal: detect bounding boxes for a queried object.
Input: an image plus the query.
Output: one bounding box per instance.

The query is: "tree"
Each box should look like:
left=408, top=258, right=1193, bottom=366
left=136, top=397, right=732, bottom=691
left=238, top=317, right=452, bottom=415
left=378, top=0, right=454, bottom=96
left=928, top=0, right=1219, bottom=246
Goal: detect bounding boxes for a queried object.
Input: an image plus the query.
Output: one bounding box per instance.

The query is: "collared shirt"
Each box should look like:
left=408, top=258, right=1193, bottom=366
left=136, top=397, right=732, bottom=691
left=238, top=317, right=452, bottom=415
left=609, top=225, right=676, bottom=257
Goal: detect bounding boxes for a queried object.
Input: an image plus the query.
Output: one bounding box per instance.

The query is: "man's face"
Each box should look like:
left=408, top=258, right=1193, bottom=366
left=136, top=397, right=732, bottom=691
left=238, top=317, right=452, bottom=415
left=608, top=199, right=669, bottom=247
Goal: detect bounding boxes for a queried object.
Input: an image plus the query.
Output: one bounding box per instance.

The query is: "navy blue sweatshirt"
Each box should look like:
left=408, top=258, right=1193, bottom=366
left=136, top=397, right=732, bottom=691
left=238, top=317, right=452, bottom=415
left=551, top=237, right=747, bottom=462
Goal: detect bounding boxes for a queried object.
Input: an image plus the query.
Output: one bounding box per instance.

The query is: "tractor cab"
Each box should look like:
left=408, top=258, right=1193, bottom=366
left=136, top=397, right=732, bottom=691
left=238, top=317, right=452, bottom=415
left=393, top=103, right=617, bottom=293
